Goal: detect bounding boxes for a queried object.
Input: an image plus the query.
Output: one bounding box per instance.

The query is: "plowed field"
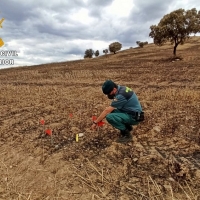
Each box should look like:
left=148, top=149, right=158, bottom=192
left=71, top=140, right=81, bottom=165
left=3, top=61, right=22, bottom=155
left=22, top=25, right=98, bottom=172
left=0, top=37, right=200, bottom=200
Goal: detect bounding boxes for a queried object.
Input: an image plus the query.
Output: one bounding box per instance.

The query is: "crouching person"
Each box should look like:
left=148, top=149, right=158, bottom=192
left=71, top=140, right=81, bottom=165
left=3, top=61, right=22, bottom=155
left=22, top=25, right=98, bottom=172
left=91, top=80, right=144, bottom=143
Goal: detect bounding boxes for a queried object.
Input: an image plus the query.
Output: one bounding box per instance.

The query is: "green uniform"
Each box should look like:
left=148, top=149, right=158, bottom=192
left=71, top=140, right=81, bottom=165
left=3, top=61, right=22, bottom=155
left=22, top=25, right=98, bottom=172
left=106, top=85, right=142, bottom=130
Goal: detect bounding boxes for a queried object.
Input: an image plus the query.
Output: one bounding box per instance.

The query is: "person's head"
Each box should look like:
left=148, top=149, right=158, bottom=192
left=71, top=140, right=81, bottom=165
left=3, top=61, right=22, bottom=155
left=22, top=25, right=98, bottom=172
left=102, top=80, right=118, bottom=99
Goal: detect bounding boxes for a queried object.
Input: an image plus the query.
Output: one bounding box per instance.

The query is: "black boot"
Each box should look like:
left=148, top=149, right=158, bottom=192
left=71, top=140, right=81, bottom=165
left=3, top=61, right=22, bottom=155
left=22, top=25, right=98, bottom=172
left=125, top=124, right=133, bottom=131
left=116, top=129, right=133, bottom=143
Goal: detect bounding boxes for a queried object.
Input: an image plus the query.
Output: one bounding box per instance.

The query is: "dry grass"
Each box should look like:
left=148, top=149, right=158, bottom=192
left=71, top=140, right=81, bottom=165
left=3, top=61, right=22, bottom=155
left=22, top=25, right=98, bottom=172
left=0, top=36, right=200, bottom=199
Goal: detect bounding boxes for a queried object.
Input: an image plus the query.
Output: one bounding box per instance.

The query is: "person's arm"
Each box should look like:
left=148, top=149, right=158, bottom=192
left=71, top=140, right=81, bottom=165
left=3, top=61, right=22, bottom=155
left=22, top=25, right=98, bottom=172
left=91, top=106, right=115, bottom=129
left=95, top=106, right=115, bottom=123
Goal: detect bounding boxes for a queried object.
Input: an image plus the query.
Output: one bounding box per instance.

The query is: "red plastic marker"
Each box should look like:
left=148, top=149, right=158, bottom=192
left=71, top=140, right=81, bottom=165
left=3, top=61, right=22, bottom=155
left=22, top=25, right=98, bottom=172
left=92, top=116, right=97, bottom=121
left=92, top=116, right=105, bottom=127
left=45, top=129, right=52, bottom=136
left=40, top=119, right=45, bottom=125
left=97, top=121, right=105, bottom=126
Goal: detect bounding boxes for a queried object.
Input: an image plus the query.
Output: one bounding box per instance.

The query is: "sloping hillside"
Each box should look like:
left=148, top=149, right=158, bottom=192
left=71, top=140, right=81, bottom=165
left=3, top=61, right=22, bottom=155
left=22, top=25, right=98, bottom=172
left=0, top=36, right=200, bottom=200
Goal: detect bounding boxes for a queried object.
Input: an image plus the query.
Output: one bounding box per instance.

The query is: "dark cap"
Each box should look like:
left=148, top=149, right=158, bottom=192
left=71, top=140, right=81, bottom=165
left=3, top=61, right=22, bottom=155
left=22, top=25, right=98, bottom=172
left=102, top=80, right=115, bottom=94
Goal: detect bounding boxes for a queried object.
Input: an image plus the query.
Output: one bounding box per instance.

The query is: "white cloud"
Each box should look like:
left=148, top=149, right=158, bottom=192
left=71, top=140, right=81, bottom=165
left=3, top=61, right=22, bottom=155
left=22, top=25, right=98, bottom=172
left=70, top=8, right=96, bottom=25
left=105, top=0, right=134, bottom=18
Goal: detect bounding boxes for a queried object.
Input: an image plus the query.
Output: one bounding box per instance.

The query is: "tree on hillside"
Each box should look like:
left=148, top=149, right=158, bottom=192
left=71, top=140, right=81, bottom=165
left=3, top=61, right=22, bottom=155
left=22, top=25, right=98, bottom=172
left=136, top=41, right=140, bottom=46
left=139, top=42, right=144, bottom=48
left=95, top=50, right=99, bottom=57
left=109, top=42, right=122, bottom=54
left=103, top=49, right=108, bottom=55
left=149, top=8, right=200, bottom=56
left=84, top=49, right=94, bottom=58
left=136, top=41, right=148, bottom=48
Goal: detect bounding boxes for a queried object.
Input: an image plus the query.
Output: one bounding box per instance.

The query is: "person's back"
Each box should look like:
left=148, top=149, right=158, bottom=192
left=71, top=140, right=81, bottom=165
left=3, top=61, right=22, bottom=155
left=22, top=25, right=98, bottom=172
left=111, top=85, right=142, bottom=113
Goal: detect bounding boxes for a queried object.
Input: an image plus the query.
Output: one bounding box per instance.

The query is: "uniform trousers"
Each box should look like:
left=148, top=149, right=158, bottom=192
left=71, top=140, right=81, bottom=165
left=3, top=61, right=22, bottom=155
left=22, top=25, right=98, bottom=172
left=106, top=109, right=139, bottom=131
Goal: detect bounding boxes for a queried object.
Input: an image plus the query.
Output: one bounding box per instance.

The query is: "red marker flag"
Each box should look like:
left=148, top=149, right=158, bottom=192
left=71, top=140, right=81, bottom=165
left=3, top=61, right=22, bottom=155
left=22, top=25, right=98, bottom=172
left=97, top=121, right=105, bottom=126
left=92, top=116, right=105, bottom=127
left=69, top=113, right=73, bottom=118
left=40, top=119, right=45, bottom=125
left=92, top=116, right=97, bottom=121
left=45, top=129, right=52, bottom=136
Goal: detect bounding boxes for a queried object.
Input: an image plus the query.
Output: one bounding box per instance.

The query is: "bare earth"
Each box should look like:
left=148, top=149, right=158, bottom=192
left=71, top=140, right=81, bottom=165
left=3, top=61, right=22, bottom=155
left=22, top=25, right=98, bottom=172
left=0, top=36, right=200, bottom=200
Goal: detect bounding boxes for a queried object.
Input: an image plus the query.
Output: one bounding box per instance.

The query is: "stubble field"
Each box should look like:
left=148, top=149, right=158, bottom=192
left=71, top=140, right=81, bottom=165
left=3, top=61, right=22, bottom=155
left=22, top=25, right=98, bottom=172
left=0, top=37, right=200, bottom=200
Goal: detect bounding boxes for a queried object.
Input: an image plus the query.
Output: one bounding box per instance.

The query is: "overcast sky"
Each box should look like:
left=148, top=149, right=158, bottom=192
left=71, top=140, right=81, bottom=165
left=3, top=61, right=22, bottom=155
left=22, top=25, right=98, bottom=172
left=0, top=0, right=200, bottom=69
